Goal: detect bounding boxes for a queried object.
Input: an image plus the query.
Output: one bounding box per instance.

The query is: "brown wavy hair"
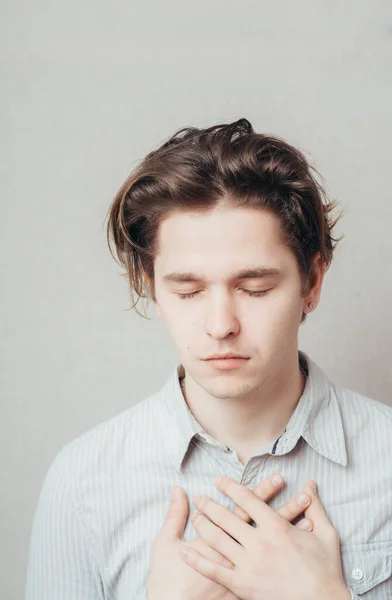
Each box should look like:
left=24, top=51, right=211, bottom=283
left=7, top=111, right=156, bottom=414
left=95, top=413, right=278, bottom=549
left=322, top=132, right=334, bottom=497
left=106, top=118, right=342, bottom=322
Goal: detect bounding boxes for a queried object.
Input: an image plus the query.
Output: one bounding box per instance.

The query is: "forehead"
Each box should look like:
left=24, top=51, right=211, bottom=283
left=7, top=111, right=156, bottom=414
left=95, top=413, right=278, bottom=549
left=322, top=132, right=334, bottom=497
left=155, top=206, right=295, bottom=278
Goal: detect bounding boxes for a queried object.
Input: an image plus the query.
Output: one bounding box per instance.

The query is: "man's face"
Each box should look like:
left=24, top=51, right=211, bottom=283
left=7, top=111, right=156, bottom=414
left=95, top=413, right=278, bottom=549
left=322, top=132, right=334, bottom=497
left=153, top=206, right=307, bottom=399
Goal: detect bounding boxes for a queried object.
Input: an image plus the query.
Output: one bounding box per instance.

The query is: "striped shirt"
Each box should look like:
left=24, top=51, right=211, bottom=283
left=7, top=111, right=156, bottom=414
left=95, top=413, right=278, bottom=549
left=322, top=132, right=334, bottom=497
left=25, top=351, right=392, bottom=599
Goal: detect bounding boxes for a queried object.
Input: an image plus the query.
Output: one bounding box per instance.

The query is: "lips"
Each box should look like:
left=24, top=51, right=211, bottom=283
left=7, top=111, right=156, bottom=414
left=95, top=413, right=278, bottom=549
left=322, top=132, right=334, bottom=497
left=205, top=354, right=247, bottom=360
left=204, top=356, right=249, bottom=370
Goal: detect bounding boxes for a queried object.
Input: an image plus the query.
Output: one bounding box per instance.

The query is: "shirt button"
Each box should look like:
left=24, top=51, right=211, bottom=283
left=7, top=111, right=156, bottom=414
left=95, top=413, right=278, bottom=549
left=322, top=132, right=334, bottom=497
left=352, top=568, right=364, bottom=581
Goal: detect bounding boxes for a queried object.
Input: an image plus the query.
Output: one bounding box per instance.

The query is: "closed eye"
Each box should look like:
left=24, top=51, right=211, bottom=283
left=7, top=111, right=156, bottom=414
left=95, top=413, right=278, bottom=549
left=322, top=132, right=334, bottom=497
left=176, top=289, right=271, bottom=300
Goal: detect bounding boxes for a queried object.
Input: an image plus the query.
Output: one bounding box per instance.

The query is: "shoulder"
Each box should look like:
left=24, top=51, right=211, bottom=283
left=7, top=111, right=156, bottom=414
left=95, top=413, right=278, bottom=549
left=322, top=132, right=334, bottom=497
left=336, top=383, right=392, bottom=421
left=334, top=382, right=392, bottom=444
left=48, top=389, right=165, bottom=484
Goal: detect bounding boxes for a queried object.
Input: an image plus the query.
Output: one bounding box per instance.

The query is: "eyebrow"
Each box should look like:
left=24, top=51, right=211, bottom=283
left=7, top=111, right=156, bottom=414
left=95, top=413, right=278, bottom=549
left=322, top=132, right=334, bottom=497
left=162, top=267, right=282, bottom=284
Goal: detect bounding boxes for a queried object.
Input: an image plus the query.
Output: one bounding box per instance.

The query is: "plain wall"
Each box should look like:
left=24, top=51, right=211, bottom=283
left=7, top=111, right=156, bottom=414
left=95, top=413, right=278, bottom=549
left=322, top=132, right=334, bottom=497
left=1, top=1, right=392, bottom=597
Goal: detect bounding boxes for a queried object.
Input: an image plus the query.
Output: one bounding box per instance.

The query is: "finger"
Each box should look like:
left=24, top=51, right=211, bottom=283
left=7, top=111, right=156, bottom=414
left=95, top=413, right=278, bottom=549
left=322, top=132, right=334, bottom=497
left=182, top=538, right=235, bottom=569
left=191, top=511, right=243, bottom=567
left=192, top=495, right=252, bottom=548
left=214, top=476, right=281, bottom=529
left=295, top=518, right=314, bottom=532
left=277, top=491, right=311, bottom=522
left=179, top=544, right=237, bottom=592
left=303, top=481, right=339, bottom=543
left=232, top=473, right=284, bottom=522
left=161, top=486, right=189, bottom=540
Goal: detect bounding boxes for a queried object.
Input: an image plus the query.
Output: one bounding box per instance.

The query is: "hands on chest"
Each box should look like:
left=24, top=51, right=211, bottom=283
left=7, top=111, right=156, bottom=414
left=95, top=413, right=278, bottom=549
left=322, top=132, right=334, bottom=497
left=147, top=474, right=351, bottom=600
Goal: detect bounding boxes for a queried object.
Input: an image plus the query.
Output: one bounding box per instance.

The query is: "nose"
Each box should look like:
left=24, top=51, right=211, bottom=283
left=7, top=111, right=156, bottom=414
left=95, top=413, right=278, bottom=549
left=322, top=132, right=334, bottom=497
left=204, top=291, right=240, bottom=339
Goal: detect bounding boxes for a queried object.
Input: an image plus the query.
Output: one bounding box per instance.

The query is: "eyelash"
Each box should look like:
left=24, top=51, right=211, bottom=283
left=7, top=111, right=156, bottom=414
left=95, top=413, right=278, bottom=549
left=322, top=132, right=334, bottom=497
left=177, top=290, right=270, bottom=300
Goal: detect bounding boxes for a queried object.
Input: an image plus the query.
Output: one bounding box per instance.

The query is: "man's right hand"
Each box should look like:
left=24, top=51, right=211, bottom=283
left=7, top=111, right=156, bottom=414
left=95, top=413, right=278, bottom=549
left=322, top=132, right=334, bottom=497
left=146, top=474, right=314, bottom=600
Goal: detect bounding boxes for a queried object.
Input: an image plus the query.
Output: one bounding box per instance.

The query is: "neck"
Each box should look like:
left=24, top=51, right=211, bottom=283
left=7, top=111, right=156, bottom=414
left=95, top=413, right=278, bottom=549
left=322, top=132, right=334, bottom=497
left=180, top=353, right=306, bottom=465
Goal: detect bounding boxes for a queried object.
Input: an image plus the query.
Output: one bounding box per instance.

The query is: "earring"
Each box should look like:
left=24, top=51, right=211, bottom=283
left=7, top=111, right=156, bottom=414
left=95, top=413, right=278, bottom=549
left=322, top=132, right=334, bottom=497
left=308, top=302, right=314, bottom=309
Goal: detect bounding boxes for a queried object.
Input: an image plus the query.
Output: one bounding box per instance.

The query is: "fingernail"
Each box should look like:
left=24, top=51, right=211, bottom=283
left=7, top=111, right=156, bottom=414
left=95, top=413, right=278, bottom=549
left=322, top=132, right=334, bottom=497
left=298, top=519, right=311, bottom=530
left=272, top=474, right=284, bottom=487
left=296, top=492, right=310, bottom=506
left=308, top=480, right=317, bottom=493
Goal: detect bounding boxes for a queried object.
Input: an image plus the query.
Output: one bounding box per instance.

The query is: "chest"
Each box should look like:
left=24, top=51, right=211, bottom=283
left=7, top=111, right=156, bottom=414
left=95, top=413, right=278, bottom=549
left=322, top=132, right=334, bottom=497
left=91, top=450, right=391, bottom=599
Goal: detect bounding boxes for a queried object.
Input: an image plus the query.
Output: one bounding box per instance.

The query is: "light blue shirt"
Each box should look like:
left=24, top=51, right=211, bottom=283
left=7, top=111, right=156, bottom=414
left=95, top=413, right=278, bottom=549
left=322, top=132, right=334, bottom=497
left=25, top=352, right=392, bottom=599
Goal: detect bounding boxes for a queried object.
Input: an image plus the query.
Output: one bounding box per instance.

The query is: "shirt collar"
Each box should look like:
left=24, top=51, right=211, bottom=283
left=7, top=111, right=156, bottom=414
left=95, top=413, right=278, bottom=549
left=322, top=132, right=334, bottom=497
left=161, top=351, right=348, bottom=472
left=161, top=363, right=219, bottom=472
left=272, top=352, right=348, bottom=467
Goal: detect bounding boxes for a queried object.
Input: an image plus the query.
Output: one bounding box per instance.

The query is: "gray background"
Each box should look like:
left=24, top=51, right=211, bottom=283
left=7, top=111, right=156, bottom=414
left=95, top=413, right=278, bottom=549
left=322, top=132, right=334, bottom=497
left=1, top=1, right=392, bottom=597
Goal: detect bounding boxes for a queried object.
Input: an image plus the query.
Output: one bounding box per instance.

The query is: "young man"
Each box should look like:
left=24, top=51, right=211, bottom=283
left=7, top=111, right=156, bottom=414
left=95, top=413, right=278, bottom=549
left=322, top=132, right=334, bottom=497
left=25, top=119, right=392, bottom=599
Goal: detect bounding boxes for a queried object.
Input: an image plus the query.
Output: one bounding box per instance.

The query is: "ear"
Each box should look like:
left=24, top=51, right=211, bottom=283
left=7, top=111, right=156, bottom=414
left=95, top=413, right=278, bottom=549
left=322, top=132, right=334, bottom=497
left=302, top=253, right=327, bottom=314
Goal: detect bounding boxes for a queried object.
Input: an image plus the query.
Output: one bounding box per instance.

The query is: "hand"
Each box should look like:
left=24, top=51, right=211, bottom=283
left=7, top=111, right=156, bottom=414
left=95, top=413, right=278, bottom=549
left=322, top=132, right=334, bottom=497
left=179, top=477, right=351, bottom=600
left=147, top=474, right=315, bottom=600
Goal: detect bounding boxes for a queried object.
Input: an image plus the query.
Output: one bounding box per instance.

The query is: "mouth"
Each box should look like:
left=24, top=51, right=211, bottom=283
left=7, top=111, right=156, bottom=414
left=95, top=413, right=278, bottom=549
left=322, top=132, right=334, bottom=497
left=205, top=353, right=248, bottom=360
left=204, top=356, right=250, bottom=370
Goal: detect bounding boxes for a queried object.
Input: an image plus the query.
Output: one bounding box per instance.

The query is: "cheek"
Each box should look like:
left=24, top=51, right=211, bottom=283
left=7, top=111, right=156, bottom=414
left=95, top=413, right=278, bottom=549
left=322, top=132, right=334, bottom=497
left=247, top=294, right=302, bottom=338
left=158, top=306, right=196, bottom=344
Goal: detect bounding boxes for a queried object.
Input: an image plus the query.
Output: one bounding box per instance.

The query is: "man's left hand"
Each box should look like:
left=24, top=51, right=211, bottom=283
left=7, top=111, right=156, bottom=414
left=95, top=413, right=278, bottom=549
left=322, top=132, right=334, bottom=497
left=179, top=477, right=351, bottom=600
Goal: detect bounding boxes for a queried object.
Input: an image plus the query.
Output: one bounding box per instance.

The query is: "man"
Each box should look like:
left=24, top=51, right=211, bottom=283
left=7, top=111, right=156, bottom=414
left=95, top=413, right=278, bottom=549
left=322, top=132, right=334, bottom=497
left=25, top=119, right=392, bottom=599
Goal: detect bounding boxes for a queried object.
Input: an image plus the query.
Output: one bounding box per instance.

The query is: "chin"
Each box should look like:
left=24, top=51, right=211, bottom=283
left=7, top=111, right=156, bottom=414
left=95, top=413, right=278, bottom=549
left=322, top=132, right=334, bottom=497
left=206, top=380, right=256, bottom=400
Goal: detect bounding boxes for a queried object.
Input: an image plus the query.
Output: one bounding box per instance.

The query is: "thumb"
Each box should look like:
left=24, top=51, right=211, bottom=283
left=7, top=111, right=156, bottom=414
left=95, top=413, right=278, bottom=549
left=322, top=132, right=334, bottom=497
left=303, top=480, right=338, bottom=543
left=161, top=486, right=189, bottom=541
